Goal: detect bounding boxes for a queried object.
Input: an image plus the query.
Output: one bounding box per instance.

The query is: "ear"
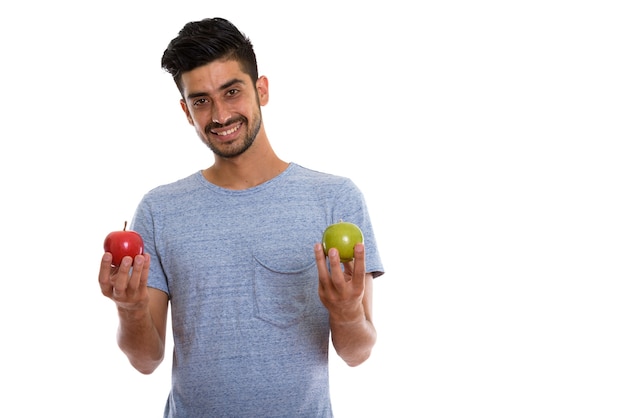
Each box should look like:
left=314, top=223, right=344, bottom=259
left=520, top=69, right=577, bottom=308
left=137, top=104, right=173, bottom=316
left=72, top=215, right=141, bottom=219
left=180, top=99, right=194, bottom=125
left=256, top=76, right=269, bottom=106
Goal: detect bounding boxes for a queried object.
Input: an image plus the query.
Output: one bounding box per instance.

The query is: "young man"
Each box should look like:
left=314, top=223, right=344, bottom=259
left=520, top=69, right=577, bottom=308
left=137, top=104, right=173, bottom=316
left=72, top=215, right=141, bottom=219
left=98, top=17, right=384, bottom=417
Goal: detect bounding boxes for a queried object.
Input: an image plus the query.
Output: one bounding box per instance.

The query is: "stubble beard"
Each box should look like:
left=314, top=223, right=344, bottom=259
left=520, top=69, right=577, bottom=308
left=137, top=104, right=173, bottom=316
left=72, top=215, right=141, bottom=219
left=202, top=112, right=262, bottom=159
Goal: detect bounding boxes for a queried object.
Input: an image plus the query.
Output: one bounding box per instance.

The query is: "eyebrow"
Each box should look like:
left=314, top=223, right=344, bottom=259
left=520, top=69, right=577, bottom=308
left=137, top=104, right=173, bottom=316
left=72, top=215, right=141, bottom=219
left=186, top=78, right=246, bottom=100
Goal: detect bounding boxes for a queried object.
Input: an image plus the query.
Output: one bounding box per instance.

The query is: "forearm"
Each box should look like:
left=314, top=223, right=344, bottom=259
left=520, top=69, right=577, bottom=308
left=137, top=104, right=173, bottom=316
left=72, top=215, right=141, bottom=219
left=116, top=307, right=165, bottom=374
left=330, top=309, right=377, bottom=367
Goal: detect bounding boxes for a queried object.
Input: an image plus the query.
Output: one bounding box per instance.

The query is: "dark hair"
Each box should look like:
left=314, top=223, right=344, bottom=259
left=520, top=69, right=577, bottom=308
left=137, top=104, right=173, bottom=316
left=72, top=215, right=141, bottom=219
left=161, top=18, right=258, bottom=94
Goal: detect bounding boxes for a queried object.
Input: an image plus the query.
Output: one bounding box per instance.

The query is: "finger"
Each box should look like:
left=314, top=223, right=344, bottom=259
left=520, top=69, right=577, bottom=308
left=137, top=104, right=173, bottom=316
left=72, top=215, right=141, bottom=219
left=327, top=247, right=346, bottom=290
left=127, top=253, right=151, bottom=292
left=350, top=243, right=366, bottom=289
left=314, top=243, right=330, bottom=289
left=98, top=253, right=114, bottom=296
left=139, top=253, right=151, bottom=288
left=112, top=256, right=134, bottom=295
left=127, top=254, right=147, bottom=291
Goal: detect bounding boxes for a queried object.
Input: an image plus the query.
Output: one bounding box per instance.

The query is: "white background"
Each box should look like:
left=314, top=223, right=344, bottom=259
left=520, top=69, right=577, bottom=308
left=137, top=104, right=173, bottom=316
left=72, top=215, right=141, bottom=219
left=1, top=1, right=625, bottom=417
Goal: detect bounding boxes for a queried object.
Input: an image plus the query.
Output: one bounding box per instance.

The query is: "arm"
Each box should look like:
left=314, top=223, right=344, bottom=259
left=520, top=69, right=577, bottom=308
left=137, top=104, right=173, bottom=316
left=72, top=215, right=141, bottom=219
left=98, top=253, right=168, bottom=374
left=315, top=242, right=377, bottom=367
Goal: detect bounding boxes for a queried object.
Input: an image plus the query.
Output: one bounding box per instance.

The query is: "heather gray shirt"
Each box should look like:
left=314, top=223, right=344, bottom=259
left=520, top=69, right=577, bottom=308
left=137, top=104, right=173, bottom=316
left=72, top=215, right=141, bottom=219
left=131, top=163, right=384, bottom=417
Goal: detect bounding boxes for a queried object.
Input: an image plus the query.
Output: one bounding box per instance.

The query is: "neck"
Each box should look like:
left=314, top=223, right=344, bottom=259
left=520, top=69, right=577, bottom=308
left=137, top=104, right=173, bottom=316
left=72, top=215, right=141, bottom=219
left=202, top=136, right=288, bottom=190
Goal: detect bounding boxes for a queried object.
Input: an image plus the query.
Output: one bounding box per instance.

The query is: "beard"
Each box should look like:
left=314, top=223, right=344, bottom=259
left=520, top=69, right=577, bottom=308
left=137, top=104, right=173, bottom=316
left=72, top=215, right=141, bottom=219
left=201, top=111, right=262, bottom=159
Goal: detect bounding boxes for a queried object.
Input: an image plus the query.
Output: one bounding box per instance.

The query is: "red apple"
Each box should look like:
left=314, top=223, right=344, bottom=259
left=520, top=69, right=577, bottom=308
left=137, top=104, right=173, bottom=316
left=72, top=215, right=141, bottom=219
left=103, top=221, right=144, bottom=267
left=322, top=221, right=364, bottom=262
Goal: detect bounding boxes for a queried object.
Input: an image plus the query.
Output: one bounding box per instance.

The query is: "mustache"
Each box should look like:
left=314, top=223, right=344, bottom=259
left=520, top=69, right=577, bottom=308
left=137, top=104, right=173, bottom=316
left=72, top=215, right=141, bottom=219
left=205, top=117, right=245, bottom=134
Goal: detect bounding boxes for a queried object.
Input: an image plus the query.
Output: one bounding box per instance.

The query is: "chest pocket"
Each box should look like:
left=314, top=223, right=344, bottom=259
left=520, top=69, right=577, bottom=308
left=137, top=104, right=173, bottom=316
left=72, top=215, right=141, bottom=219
left=253, top=255, right=318, bottom=328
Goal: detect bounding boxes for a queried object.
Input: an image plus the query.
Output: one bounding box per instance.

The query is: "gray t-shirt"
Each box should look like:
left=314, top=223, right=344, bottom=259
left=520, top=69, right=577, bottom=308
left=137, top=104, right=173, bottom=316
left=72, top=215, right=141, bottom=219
left=131, top=163, right=384, bottom=417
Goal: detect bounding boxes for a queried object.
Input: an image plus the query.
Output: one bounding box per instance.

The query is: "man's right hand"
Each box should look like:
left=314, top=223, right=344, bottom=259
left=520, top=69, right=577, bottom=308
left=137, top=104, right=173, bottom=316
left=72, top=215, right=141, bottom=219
left=98, top=253, right=151, bottom=311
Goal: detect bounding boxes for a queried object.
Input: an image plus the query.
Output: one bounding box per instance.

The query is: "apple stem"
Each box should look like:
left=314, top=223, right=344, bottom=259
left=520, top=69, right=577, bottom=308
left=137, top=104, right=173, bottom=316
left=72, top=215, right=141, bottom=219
left=123, top=221, right=128, bottom=231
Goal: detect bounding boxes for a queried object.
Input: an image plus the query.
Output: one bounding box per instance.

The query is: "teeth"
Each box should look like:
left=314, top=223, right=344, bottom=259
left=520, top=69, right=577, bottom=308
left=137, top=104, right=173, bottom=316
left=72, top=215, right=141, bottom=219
left=216, top=125, right=239, bottom=136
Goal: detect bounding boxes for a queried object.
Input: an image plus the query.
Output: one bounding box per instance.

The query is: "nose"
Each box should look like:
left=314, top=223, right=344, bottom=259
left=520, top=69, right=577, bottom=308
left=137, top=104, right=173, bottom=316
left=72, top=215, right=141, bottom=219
left=211, top=99, right=231, bottom=124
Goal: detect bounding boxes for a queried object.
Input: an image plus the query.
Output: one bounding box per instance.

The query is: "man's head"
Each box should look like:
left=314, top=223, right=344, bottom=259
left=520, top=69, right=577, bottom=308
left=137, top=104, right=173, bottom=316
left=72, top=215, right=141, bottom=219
left=163, top=18, right=268, bottom=160
left=162, top=18, right=259, bottom=95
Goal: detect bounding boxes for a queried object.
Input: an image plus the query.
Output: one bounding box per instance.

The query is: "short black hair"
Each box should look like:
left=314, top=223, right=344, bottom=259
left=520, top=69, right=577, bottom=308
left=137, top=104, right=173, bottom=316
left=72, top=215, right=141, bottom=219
left=161, top=18, right=258, bottom=94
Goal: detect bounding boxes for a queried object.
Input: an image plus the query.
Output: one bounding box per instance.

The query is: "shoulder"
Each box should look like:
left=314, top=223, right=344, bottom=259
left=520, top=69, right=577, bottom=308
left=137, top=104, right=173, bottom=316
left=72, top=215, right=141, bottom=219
left=286, top=163, right=356, bottom=188
left=142, top=172, right=204, bottom=200
left=134, top=172, right=206, bottom=217
left=273, top=164, right=362, bottom=204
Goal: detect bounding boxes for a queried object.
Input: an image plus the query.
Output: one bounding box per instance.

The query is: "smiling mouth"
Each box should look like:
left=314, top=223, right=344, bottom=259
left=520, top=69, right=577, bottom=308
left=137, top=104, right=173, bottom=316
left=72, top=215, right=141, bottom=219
left=211, top=121, right=242, bottom=136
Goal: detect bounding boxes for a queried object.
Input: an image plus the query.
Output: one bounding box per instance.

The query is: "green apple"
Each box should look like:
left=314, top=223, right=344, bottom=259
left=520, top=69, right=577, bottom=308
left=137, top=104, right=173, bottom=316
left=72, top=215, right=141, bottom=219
left=322, top=221, right=364, bottom=262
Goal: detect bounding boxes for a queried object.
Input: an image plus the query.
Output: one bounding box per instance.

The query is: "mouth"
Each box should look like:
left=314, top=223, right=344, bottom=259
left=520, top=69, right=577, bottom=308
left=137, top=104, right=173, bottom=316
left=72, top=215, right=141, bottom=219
left=210, top=121, right=243, bottom=138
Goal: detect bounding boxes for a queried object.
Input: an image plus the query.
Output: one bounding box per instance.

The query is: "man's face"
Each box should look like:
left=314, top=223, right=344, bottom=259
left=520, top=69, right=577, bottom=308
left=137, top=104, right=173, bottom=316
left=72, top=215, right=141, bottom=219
left=179, top=59, right=268, bottom=158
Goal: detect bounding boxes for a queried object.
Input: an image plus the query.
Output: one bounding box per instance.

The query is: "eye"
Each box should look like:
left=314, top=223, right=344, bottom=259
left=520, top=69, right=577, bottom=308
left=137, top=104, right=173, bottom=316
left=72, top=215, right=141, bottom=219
left=226, top=89, right=239, bottom=97
left=192, top=98, right=209, bottom=107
